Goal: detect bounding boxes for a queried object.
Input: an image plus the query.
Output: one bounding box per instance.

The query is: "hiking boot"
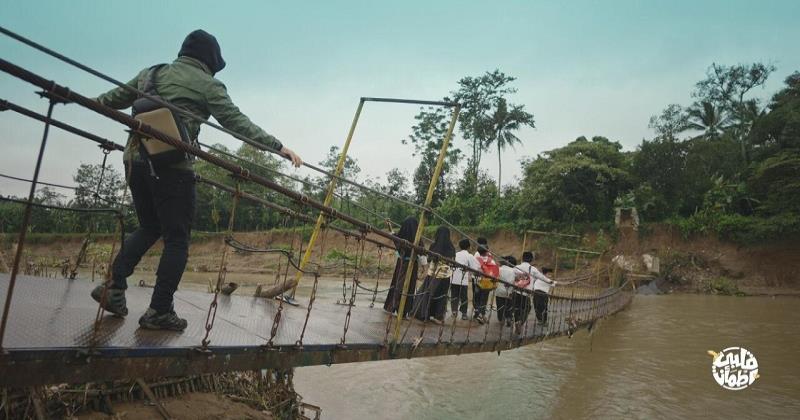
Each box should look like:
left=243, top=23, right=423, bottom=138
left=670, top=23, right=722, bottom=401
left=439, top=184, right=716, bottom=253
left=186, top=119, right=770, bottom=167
left=90, top=284, right=128, bottom=316
left=138, top=308, right=188, bottom=331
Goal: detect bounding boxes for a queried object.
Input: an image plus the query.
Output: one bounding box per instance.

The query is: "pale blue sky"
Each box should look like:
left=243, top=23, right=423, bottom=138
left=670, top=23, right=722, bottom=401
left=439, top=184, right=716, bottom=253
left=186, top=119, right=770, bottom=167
left=2, top=0, right=799, bottom=198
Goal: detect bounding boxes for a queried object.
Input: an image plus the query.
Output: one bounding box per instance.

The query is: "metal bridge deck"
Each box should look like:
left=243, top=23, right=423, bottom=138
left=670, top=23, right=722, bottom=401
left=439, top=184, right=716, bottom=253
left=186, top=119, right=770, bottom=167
left=0, top=274, right=631, bottom=387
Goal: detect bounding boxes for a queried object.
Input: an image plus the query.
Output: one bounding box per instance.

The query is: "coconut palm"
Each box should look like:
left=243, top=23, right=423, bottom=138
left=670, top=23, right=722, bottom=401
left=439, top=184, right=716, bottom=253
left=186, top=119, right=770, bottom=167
left=488, top=98, right=535, bottom=189
left=685, top=101, right=731, bottom=139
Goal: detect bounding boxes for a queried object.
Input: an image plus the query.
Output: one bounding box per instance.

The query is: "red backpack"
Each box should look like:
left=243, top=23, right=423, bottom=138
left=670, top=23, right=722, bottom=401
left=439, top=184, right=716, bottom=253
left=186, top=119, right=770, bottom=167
left=476, top=254, right=499, bottom=290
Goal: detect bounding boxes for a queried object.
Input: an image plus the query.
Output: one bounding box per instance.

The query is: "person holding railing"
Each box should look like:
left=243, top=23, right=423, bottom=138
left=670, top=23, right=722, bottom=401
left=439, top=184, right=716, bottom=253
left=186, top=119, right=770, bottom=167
left=450, top=238, right=478, bottom=320
left=496, top=255, right=518, bottom=327
left=384, top=217, right=425, bottom=317
left=89, top=30, right=303, bottom=331
left=473, top=237, right=497, bottom=324
left=414, top=226, right=455, bottom=323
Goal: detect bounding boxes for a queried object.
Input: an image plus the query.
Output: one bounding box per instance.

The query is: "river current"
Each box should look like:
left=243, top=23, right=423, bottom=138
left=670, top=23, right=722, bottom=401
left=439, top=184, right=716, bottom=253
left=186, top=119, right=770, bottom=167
left=293, top=294, right=800, bottom=419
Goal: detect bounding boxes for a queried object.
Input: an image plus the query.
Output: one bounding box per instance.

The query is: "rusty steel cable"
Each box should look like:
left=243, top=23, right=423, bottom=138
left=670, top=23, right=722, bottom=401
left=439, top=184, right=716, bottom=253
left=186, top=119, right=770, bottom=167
left=200, top=182, right=241, bottom=349
left=340, top=235, right=365, bottom=345
left=0, top=99, right=56, bottom=350
left=0, top=25, right=435, bottom=215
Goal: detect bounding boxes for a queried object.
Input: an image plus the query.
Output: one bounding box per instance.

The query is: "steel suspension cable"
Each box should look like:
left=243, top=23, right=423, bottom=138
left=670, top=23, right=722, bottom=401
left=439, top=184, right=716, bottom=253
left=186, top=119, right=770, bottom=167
left=0, top=25, right=434, bottom=215
left=0, top=58, right=531, bottom=297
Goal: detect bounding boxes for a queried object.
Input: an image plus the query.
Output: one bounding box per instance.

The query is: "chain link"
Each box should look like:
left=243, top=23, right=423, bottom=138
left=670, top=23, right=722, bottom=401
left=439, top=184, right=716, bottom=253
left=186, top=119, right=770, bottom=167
left=296, top=222, right=329, bottom=347
left=340, top=234, right=365, bottom=345
left=201, top=181, right=241, bottom=348
left=369, top=245, right=384, bottom=308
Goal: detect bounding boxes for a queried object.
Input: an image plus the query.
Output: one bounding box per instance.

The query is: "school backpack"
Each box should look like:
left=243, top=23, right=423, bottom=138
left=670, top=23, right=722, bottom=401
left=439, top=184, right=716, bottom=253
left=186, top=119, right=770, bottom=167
left=476, top=254, right=499, bottom=290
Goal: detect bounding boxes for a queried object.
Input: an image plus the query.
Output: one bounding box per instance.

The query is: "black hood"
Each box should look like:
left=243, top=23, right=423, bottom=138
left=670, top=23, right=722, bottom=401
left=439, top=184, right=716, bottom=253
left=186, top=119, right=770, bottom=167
left=178, top=30, right=226, bottom=74
left=429, top=226, right=455, bottom=259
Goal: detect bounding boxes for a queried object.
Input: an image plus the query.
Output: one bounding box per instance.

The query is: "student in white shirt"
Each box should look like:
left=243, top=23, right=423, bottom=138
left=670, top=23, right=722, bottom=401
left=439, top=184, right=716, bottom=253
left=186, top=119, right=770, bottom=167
left=513, top=251, right=536, bottom=324
left=516, top=251, right=557, bottom=323
left=472, top=237, right=497, bottom=324
left=450, top=238, right=479, bottom=320
left=496, top=255, right=518, bottom=327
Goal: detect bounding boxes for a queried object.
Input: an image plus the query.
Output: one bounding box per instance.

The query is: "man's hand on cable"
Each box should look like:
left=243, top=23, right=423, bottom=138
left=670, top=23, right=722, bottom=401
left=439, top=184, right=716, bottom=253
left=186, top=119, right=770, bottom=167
left=280, top=146, right=303, bottom=168
left=281, top=146, right=303, bottom=168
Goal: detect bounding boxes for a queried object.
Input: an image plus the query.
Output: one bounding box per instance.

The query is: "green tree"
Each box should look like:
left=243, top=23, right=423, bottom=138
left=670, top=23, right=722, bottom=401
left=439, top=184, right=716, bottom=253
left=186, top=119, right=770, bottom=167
left=73, top=163, right=124, bottom=208
left=648, top=104, right=689, bottom=141
left=517, top=136, right=632, bottom=224
left=685, top=101, right=731, bottom=139
left=488, top=97, right=535, bottom=189
left=403, top=107, right=462, bottom=206
left=631, top=138, right=688, bottom=219
left=452, top=70, right=524, bottom=183
left=693, top=62, right=776, bottom=163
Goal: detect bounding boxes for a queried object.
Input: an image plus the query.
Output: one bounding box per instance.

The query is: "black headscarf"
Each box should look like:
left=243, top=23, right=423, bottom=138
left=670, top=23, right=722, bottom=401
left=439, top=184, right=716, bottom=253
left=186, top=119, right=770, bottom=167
left=178, top=30, right=226, bottom=74
left=395, top=217, right=418, bottom=257
left=429, top=226, right=455, bottom=259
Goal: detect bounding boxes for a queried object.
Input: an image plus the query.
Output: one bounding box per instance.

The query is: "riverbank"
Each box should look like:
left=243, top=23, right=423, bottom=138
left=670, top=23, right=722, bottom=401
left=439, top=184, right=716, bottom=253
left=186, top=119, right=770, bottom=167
left=2, top=224, right=797, bottom=296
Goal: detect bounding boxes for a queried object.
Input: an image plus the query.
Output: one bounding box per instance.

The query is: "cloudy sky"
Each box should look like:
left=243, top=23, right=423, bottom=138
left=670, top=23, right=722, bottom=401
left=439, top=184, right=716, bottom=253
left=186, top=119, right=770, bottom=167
left=2, top=0, right=799, bottom=198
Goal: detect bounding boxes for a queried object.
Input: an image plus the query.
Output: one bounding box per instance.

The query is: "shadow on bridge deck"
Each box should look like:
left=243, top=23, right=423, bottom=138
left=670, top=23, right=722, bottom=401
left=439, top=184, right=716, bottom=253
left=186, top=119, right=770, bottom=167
left=0, top=274, right=632, bottom=387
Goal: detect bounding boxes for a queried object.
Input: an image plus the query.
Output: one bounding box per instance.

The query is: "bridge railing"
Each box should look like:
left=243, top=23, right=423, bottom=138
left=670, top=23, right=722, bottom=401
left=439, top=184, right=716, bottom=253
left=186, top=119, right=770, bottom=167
left=0, top=26, right=634, bottom=362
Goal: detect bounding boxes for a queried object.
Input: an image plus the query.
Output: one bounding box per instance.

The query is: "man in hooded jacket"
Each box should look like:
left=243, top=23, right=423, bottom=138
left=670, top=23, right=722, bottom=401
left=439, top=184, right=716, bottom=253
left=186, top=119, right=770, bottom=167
left=90, top=30, right=303, bottom=331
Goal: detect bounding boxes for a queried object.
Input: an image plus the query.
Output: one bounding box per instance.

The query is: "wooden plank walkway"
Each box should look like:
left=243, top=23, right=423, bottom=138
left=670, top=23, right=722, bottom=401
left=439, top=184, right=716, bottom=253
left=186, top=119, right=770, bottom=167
left=0, top=274, right=632, bottom=386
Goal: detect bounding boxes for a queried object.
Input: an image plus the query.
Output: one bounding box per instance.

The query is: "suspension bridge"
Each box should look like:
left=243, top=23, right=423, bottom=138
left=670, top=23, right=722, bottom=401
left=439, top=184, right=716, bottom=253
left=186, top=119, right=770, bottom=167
left=0, top=26, right=634, bottom=389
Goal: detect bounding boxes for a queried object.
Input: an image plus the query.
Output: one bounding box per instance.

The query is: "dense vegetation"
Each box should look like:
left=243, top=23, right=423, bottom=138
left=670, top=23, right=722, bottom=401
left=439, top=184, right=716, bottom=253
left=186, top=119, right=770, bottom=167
left=2, top=62, right=798, bottom=244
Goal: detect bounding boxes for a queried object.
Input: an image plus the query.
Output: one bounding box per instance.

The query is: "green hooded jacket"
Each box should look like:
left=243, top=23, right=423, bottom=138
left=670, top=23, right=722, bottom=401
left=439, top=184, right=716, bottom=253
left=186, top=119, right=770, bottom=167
left=96, top=56, right=283, bottom=170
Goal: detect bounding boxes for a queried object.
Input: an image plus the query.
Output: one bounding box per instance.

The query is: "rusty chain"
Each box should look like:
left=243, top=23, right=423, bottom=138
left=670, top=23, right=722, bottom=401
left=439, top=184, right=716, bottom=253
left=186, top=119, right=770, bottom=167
left=200, top=181, right=241, bottom=349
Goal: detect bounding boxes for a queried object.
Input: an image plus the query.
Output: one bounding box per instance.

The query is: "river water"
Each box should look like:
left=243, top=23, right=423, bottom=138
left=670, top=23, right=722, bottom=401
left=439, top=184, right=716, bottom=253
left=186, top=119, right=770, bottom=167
left=293, top=294, right=800, bottom=419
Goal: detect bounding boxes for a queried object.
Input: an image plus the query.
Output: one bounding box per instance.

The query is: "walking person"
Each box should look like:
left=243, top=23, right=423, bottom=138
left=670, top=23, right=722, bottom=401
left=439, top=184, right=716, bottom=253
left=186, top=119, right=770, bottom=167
left=532, top=265, right=557, bottom=324
left=90, top=30, right=303, bottom=331
left=496, top=255, right=518, bottom=327
left=512, top=251, right=536, bottom=332
left=415, top=227, right=455, bottom=323
left=384, top=217, right=424, bottom=317
left=450, top=239, right=478, bottom=320
left=473, top=237, right=498, bottom=324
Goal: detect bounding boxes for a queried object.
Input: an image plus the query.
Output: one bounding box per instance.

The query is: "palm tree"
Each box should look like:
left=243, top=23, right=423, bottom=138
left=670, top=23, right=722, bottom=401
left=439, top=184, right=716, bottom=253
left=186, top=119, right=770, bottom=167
left=488, top=98, right=535, bottom=189
left=685, top=101, right=731, bottom=139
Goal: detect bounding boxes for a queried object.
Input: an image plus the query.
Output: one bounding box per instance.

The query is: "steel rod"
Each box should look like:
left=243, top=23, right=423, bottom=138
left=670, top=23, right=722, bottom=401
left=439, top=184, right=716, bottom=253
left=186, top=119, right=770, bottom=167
left=0, top=100, right=55, bottom=350
left=0, top=59, right=521, bottom=293
left=361, top=97, right=458, bottom=107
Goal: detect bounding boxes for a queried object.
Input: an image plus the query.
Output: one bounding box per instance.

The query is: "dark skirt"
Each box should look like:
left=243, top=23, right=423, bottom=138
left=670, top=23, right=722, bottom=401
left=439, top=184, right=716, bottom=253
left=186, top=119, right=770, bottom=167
left=414, top=275, right=451, bottom=321
left=384, top=257, right=418, bottom=316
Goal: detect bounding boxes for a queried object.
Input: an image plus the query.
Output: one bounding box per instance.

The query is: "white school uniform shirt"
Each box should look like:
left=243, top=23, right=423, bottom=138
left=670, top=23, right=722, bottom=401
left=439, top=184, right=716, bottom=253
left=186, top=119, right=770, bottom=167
left=513, top=262, right=534, bottom=294
left=450, top=249, right=479, bottom=286
left=496, top=265, right=516, bottom=298
left=532, top=268, right=556, bottom=294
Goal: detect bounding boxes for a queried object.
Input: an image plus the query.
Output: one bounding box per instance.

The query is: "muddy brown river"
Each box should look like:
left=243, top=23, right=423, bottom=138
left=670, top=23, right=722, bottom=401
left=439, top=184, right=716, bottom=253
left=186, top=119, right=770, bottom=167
left=289, top=294, right=800, bottom=419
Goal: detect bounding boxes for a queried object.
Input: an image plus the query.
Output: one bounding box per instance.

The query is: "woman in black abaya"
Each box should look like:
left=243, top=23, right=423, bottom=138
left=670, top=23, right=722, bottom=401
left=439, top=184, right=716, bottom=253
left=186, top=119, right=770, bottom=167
left=384, top=217, right=420, bottom=317
left=414, top=226, right=455, bottom=323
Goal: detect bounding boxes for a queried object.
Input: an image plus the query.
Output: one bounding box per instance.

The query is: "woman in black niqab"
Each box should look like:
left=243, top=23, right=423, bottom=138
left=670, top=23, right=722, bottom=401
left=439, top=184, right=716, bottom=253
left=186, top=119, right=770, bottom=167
left=384, top=217, right=420, bottom=316
left=414, top=226, right=455, bottom=322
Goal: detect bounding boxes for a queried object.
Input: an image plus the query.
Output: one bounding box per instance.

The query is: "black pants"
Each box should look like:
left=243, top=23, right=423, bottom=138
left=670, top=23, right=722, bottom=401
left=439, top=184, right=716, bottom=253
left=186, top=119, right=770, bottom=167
left=513, top=293, right=531, bottom=323
left=450, top=283, right=468, bottom=315
left=495, top=296, right=513, bottom=322
left=415, top=276, right=450, bottom=321
left=111, top=164, right=196, bottom=314
left=533, top=291, right=549, bottom=323
left=472, top=282, right=490, bottom=316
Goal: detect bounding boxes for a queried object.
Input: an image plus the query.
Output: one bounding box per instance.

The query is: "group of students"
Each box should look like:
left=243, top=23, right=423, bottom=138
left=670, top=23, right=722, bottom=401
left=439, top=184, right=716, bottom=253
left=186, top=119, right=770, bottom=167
left=383, top=217, right=558, bottom=330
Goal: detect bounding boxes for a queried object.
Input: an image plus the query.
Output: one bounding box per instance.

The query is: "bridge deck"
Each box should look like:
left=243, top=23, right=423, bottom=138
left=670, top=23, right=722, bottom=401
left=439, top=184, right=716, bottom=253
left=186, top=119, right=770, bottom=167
left=0, top=274, right=631, bottom=386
